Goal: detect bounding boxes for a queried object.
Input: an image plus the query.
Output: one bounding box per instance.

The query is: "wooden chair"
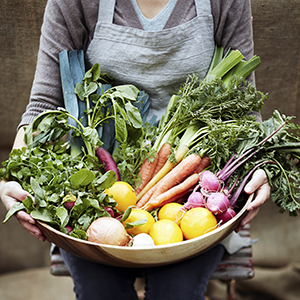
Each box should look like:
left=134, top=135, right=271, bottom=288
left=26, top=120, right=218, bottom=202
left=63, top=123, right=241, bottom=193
left=50, top=224, right=253, bottom=300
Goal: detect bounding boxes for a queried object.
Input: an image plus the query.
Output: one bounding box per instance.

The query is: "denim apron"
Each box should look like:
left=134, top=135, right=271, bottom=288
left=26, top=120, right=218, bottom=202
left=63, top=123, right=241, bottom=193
left=86, top=0, right=215, bottom=121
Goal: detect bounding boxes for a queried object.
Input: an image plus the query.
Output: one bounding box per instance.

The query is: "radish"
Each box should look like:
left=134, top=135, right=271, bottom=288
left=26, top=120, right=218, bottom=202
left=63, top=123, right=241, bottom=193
left=216, top=208, right=236, bottom=225
left=182, top=191, right=205, bottom=210
left=64, top=200, right=76, bottom=211
left=96, top=147, right=121, bottom=181
left=132, top=233, right=155, bottom=247
left=199, top=170, right=221, bottom=194
left=65, top=226, right=73, bottom=234
left=205, top=192, right=230, bottom=215
left=104, top=207, right=115, bottom=218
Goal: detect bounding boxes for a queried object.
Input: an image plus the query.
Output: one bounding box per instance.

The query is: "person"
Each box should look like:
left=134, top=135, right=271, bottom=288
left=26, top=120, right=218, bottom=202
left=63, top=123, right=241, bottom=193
left=0, top=0, right=270, bottom=299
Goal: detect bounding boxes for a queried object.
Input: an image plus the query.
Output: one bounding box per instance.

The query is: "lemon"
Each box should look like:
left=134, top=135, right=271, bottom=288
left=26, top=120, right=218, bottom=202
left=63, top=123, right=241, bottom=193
left=149, top=219, right=183, bottom=245
left=158, top=203, right=185, bottom=225
left=180, top=207, right=217, bottom=240
left=105, top=181, right=137, bottom=212
left=123, top=209, right=155, bottom=236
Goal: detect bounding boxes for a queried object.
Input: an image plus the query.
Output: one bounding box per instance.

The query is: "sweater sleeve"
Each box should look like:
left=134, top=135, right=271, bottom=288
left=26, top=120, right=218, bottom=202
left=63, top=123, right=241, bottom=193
left=211, top=0, right=255, bottom=81
left=19, top=0, right=98, bottom=128
left=211, top=0, right=261, bottom=121
left=211, top=0, right=254, bottom=59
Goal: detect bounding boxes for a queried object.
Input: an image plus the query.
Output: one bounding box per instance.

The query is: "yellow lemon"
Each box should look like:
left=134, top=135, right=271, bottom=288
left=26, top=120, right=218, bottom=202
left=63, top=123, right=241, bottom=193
left=122, top=209, right=155, bottom=236
left=158, top=203, right=185, bottom=225
left=105, top=181, right=137, bottom=212
left=180, top=207, right=217, bottom=240
left=149, top=219, right=183, bottom=245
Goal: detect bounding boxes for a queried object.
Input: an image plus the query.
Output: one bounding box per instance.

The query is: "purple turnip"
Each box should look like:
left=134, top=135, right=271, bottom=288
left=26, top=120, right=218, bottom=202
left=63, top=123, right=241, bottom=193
left=216, top=208, right=236, bottom=225
left=181, top=191, right=205, bottom=210
left=205, top=192, right=230, bottom=215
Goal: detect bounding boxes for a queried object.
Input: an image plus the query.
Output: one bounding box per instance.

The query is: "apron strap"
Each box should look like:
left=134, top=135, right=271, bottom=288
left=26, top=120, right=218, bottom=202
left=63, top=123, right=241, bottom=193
left=195, top=0, right=212, bottom=15
left=98, top=0, right=116, bottom=23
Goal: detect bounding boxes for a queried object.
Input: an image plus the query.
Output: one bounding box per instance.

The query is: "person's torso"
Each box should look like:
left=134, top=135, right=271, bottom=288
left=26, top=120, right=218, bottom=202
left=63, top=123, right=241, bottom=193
left=86, top=0, right=215, bottom=121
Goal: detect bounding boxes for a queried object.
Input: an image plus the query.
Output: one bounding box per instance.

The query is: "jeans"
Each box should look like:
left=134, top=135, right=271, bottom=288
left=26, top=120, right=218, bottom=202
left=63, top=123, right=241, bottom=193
left=60, top=244, right=225, bottom=300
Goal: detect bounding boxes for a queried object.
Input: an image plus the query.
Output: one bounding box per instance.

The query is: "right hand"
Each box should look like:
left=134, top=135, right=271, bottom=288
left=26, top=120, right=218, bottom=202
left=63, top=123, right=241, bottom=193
left=0, top=180, right=47, bottom=241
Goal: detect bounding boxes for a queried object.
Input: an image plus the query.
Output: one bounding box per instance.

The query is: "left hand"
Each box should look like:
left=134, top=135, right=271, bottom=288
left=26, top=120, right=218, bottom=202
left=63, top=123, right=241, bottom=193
left=235, top=169, right=270, bottom=231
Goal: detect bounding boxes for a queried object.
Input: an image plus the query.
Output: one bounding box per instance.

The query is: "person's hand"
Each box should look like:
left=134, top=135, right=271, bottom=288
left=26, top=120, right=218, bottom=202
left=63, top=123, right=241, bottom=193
left=235, top=169, right=270, bottom=232
left=0, top=180, right=47, bottom=241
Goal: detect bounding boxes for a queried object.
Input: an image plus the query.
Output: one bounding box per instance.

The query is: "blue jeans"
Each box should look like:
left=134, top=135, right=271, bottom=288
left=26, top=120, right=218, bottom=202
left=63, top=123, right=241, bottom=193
left=60, top=244, right=225, bottom=300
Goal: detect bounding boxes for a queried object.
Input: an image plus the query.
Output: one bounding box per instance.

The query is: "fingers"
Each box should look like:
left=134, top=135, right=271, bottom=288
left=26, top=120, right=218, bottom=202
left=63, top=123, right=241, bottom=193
left=1, top=181, right=32, bottom=210
left=16, top=211, right=47, bottom=241
left=235, top=169, right=271, bottom=231
left=1, top=180, right=47, bottom=242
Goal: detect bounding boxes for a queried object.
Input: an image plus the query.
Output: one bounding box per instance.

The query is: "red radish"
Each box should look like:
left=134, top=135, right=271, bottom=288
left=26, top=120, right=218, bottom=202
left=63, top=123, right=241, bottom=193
left=200, top=170, right=221, bottom=194
left=216, top=208, right=236, bottom=225
left=96, top=147, right=121, bottom=181
left=182, top=192, right=205, bottom=211
left=104, top=207, right=115, bottom=218
left=205, top=192, right=229, bottom=215
left=64, top=201, right=76, bottom=211
left=65, top=226, right=73, bottom=234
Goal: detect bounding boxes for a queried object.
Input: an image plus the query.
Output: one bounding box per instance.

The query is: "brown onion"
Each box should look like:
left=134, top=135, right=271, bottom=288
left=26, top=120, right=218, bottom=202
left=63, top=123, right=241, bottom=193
left=86, top=217, right=130, bottom=246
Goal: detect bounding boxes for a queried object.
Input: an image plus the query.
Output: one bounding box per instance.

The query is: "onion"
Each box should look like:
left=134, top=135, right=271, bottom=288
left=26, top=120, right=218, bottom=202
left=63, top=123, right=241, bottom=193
left=182, top=192, right=205, bottom=210
left=205, top=192, right=230, bottom=215
left=86, top=217, right=130, bottom=246
left=216, top=208, right=236, bottom=225
left=200, top=170, right=222, bottom=193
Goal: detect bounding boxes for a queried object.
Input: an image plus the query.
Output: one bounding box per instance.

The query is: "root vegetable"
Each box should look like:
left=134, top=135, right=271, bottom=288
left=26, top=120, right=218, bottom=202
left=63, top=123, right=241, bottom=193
left=134, top=153, right=158, bottom=195
left=199, top=170, right=221, bottom=194
left=86, top=217, right=130, bottom=246
left=216, top=208, right=236, bottom=225
left=142, top=173, right=200, bottom=211
left=132, top=233, right=155, bottom=247
left=96, top=147, right=121, bottom=181
left=182, top=191, right=205, bottom=211
left=205, top=192, right=230, bottom=215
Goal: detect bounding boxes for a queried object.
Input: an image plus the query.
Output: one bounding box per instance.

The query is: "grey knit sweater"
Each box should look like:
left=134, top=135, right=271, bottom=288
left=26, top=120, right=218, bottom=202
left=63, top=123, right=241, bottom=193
left=20, top=0, right=255, bottom=127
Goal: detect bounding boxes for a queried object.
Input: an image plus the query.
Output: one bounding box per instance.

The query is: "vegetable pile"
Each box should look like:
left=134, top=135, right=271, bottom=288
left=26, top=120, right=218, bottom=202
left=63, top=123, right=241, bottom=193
left=1, top=46, right=300, bottom=247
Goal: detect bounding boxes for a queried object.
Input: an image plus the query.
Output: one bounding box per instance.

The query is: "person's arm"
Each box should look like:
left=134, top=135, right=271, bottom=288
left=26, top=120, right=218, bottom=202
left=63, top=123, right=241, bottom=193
left=0, top=0, right=97, bottom=241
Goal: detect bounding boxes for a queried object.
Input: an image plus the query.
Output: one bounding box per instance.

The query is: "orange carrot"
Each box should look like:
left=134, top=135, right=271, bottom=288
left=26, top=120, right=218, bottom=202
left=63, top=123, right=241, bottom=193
left=136, top=185, right=156, bottom=208
left=148, top=153, right=202, bottom=203
left=142, top=173, right=200, bottom=211
left=135, top=154, right=159, bottom=195
left=151, top=142, right=172, bottom=177
left=136, top=144, right=189, bottom=201
left=194, top=156, right=211, bottom=174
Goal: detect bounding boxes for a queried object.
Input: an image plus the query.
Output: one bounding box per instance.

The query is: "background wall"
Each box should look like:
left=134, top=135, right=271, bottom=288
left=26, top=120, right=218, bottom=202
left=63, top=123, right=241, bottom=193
left=0, top=0, right=299, bottom=299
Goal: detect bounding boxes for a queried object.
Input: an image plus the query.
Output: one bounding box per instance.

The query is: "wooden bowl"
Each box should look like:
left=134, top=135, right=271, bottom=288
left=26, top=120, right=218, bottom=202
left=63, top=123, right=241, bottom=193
left=36, top=194, right=253, bottom=268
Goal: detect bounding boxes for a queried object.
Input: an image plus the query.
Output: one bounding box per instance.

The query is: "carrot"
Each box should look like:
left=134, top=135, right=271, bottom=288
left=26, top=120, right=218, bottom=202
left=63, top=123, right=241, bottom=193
left=194, top=156, right=211, bottom=174
left=136, top=185, right=156, bottom=208
left=151, top=142, right=172, bottom=178
left=136, top=144, right=189, bottom=201
left=142, top=173, right=200, bottom=211
left=148, top=153, right=202, bottom=202
left=173, top=189, right=193, bottom=204
left=134, top=154, right=158, bottom=195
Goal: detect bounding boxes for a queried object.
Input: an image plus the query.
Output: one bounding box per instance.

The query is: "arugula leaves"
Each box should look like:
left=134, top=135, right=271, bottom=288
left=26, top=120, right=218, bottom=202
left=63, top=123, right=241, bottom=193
left=0, top=139, right=118, bottom=238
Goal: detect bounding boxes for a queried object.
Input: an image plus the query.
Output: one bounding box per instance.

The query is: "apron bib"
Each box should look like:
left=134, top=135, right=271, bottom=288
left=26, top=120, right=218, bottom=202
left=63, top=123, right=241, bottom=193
left=86, top=0, right=215, bottom=120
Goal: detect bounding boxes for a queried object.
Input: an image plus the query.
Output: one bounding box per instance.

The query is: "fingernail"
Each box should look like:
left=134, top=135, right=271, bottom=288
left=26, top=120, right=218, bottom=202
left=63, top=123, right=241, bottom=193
left=244, top=186, right=252, bottom=193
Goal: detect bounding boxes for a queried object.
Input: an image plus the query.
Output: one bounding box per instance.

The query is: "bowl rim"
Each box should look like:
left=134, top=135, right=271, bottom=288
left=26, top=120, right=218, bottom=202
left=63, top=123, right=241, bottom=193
left=37, top=193, right=253, bottom=250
